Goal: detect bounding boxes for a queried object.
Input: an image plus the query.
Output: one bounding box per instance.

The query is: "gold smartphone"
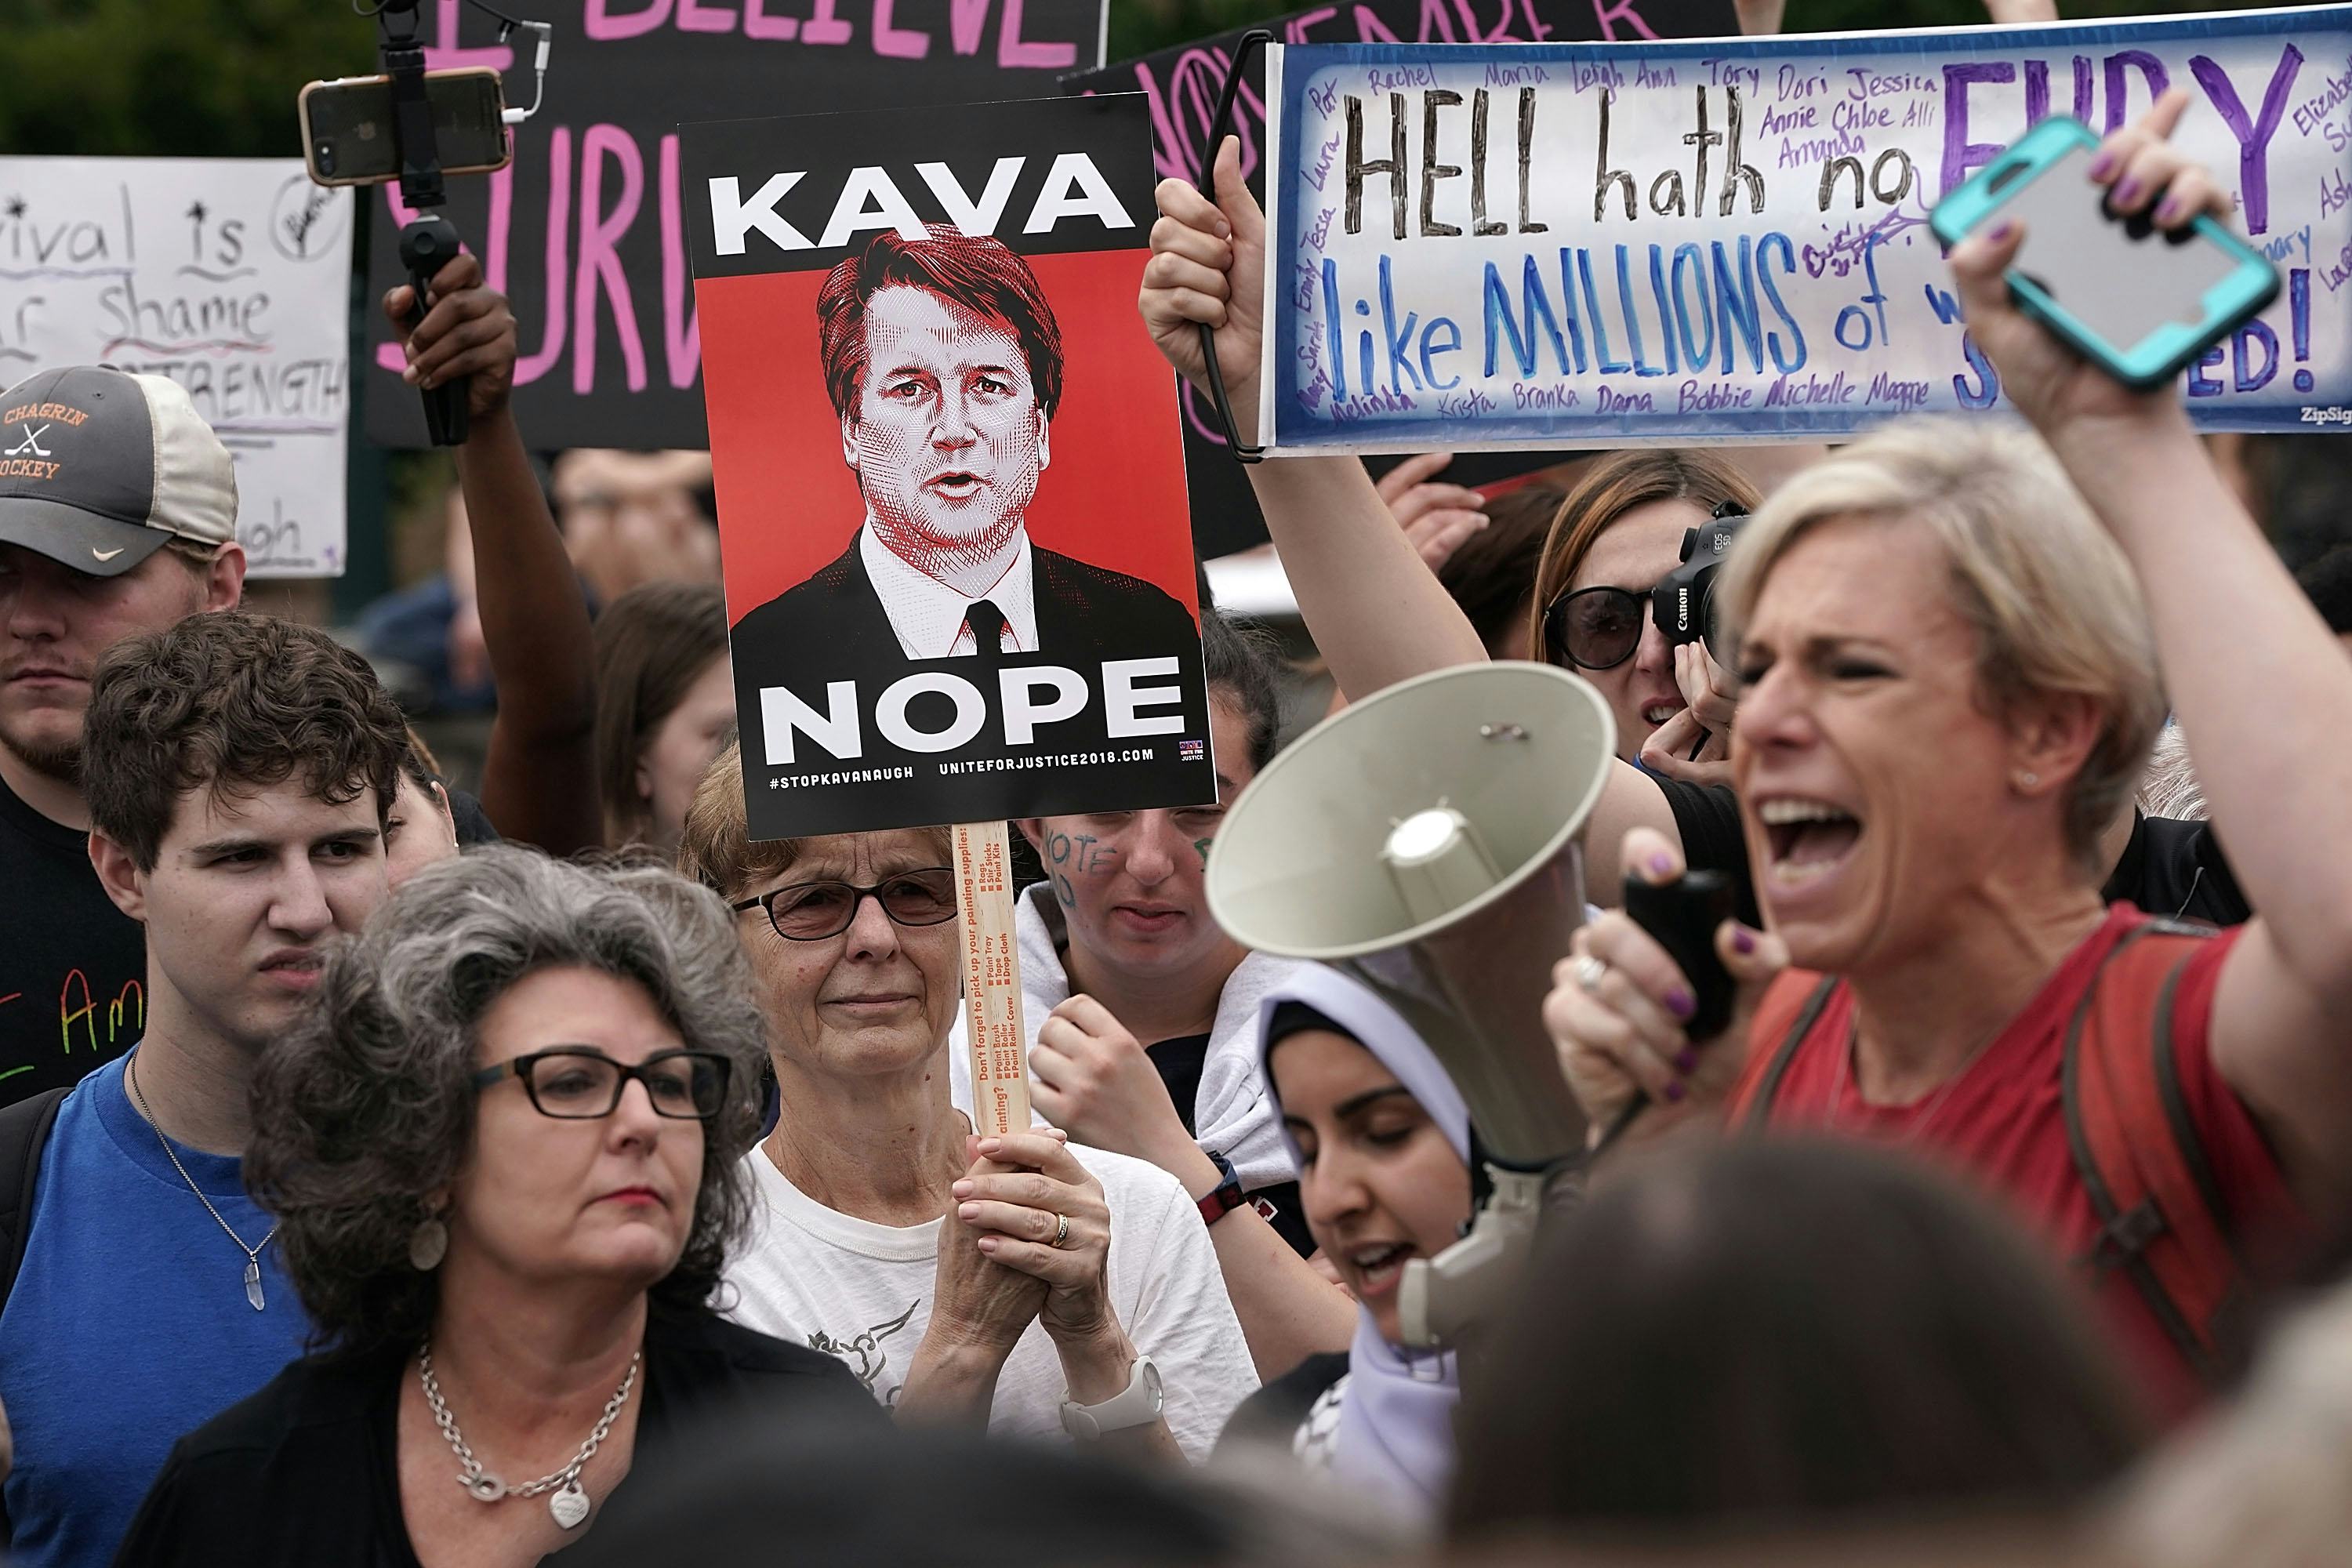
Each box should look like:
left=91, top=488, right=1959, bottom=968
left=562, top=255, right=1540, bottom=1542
left=298, top=67, right=512, bottom=187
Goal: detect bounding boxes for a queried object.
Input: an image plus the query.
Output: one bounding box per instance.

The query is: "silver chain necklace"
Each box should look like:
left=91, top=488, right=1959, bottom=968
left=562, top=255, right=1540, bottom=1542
left=419, top=1345, right=640, bottom=1531
left=126, top=1050, right=278, bottom=1312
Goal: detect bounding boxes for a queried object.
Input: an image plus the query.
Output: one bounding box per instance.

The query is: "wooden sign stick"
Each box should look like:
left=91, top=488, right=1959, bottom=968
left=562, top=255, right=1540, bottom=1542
left=953, top=819, right=1032, bottom=1138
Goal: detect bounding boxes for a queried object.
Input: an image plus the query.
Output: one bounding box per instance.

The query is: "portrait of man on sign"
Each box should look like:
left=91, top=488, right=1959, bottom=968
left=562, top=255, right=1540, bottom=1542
left=727, top=225, right=1197, bottom=672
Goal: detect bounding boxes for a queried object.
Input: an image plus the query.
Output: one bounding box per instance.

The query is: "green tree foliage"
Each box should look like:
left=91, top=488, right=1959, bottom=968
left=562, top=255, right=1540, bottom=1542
left=0, top=0, right=374, bottom=158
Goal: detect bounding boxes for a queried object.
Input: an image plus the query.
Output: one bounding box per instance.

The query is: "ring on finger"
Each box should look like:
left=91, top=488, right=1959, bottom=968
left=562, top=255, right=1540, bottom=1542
left=1574, top=955, right=1608, bottom=994
left=1051, top=1212, right=1072, bottom=1249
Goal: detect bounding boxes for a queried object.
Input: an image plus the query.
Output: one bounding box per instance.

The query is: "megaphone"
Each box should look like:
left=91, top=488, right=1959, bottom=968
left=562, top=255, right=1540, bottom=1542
left=1207, top=661, right=1617, bottom=1349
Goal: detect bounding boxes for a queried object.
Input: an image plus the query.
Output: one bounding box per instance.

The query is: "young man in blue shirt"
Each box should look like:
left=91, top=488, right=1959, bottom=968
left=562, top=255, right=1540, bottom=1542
left=0, top=610, right=411, bottom=1568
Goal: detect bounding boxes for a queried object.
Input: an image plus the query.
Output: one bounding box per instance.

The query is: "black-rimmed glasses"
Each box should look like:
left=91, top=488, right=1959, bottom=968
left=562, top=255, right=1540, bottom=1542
left=730, top=867, right=958, bottom=942
left=1541, top=584, right=1656, bottom=671
left=471, top=1048, right=732, bottom=1120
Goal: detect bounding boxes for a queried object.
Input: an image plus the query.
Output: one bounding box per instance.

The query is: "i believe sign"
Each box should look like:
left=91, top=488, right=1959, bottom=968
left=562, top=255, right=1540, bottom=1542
left=1259, top=5, right=2352, bottom=452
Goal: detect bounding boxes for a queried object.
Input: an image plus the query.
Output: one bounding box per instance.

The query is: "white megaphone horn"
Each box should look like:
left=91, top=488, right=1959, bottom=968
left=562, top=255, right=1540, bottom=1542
left=1207, top=661, right=1616, bottom=1351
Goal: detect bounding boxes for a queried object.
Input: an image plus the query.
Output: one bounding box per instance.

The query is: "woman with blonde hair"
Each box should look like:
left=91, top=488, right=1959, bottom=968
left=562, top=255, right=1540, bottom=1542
left=1544, top=96, right=2342, bottom=1415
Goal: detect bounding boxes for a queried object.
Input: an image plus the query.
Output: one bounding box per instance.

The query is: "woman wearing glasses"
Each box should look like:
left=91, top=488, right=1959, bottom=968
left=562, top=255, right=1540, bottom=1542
left=680, top=746, right=1259, bottom=1462
left=113, top=848, right=880, bottom=1568
left=1530, top=451, right=1757, bottom=782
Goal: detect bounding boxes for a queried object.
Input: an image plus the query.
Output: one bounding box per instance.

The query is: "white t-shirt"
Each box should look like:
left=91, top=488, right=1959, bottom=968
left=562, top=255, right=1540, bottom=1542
left=721, top=1140, right=1259, bottom=1461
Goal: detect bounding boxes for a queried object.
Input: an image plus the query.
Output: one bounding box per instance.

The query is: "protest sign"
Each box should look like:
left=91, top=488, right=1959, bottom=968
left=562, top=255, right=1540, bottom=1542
left=0, top=158, right=353, bottom=575
left=1258, top=6, right=2352, bottom=452
left=362, top=0, right=1106, bottom=451
left=1064, top=0, right=1736, bottom=557
left=684, top=93, right=1215, bottom=842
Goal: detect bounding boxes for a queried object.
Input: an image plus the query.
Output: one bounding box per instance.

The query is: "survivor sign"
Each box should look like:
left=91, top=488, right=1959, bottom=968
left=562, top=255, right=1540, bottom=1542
left=362, top=0, right=1105, bottom=449
left=1258, top=7, right=2352, bottom=451
left=684, top=95, right=1215, bottom=839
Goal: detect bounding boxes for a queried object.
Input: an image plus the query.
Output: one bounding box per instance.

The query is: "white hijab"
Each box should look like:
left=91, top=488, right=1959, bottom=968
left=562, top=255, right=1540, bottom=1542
left=1257, top=965, right=1472, bottom=1519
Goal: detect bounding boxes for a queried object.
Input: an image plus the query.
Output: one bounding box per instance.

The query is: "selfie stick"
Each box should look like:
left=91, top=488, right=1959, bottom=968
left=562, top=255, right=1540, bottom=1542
left=378, top=0, right=472, bottom=447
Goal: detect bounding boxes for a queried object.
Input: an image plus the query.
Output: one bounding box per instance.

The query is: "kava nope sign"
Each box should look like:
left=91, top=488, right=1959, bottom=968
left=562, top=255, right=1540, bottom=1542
left=684, top=95, right=1214, bottom=840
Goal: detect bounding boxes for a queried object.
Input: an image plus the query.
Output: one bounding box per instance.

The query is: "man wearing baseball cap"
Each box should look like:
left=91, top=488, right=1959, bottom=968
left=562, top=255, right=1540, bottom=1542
left=0, top=368, right=245, bottom=1107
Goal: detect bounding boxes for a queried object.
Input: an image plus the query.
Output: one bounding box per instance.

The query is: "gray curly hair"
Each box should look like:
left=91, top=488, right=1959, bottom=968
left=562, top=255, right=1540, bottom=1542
left=247, top=845, right=769, bottom=1356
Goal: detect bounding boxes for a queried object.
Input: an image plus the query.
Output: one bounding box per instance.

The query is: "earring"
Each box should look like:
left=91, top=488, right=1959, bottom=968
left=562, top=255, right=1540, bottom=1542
left=2014, top=770, right=2040, bottom=791
left=408, top=1216, right=448, bottom=1272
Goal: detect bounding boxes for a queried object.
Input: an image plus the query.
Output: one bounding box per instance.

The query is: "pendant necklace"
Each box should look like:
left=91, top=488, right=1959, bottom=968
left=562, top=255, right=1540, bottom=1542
left=126, top=1051, right=278, bottom=1312
left=420, top=1345, right=640, bottom=1530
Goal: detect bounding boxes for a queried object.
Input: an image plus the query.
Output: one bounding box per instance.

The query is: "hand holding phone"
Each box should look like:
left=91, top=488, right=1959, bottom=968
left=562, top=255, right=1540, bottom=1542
left=1933, top=99, right=2274, bottom=393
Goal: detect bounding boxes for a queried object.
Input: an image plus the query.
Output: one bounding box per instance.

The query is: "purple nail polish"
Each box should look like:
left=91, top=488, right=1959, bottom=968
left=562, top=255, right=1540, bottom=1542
left=2088, top=150, right=2118, bottom=181
left=2114, top=177, right=2143, bottom=208
left=1987, top=220, right=2016, bottom=244
left=1665, top=987, right=1696, bottom=1020
left=1664, top=1080, right=1686, bottom=1104
left=1648, top=851, right=1675, bottom=877
left=1675, top=1047, right=1700, bottom=1075
left=1732, top=927, right=1756, bottom=956
left=2154, top=194, right=2183, bottom=224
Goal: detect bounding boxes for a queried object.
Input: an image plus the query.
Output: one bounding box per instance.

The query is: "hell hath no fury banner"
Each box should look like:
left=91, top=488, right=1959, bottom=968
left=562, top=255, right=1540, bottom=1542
left=1261, top=5, right=2352, bottom=452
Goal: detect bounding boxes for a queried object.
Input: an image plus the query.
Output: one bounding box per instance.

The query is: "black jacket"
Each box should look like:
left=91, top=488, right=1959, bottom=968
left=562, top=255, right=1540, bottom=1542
left=725, top=532, right=1210, bottom=836
left=111, top=1302, right=882, bottom=1568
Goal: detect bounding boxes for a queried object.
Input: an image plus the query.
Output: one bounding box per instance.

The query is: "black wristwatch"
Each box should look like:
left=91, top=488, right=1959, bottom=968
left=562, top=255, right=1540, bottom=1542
left=1196, top=1150, right=1250, bottom=1227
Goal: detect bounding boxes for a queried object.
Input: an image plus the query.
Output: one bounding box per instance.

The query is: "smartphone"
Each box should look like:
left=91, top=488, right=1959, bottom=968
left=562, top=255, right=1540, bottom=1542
left=1929, top=116, right=2279, bottom=390
left=298, top=67, right=511, bottom=187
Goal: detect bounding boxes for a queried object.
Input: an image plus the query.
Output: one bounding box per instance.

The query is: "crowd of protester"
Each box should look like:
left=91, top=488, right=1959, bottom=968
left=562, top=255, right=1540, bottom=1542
left=5, top=66, right=2352, bottom=1568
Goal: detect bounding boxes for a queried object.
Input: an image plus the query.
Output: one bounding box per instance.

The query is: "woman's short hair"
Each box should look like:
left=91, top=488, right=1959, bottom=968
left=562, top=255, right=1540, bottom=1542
left=676, top=742, right=952, bottom=900
left=1526, top=450, right=1762, bottom=662
left=1450, top=1138, right=2149, bottom=1541
left=1719, top=419, right=2165, bottom=872
left=595, top=580, right=731, bottom=847
left=1200, top=610, right=1283, bottom=775
left=247, top=845, right=771, bottom=1358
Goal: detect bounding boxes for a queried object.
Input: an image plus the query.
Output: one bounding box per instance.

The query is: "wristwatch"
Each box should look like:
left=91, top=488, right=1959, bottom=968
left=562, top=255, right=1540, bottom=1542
left=1060, top=1355, right=1163, bottom=1439
left=1196, top=1150, right=1250, bottom=1226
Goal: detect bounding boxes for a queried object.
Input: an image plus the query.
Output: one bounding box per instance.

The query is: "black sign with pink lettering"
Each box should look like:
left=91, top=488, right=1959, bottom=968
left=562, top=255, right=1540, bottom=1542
left=1060, top=0, right=1737, bottom=558
left=361, top=0, right=1106, bottom=449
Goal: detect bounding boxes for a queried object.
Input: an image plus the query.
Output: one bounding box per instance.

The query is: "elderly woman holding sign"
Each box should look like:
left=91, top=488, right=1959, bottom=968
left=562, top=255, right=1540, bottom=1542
left=113, top=848, right=879, bottom=1567
left=680, top=745, right=1259, bottom=1460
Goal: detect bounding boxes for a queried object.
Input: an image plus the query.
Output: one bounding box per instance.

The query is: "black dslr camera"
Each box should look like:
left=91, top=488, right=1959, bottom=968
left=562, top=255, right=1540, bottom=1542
left=1650, top=499, right=1750, bottom=661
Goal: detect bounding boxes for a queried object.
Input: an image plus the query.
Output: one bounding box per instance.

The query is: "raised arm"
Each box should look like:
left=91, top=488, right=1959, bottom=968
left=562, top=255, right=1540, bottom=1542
left=1138, top=140, right=1684, bottom=865
left=1951, top=92, right=2352, bottom=1203
left=387, top=256, right=603, bottom=857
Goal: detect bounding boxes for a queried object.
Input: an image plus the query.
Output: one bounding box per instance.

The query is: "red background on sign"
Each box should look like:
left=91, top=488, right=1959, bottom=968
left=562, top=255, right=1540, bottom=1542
left=695, top=249, right=1198, bottom=622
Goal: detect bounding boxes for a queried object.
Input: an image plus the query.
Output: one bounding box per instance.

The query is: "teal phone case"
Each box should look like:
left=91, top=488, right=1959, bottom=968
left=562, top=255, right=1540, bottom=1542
left=1929, top=116, right=2281, bottom=389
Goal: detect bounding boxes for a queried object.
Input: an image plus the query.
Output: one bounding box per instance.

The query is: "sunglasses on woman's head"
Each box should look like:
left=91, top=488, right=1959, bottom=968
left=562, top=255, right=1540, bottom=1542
left=1542, top=585, right=1657, bottom=671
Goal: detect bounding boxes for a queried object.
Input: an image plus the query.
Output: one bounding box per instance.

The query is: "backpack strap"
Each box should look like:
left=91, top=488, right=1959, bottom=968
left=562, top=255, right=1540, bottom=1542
left=2061, top=921, right=2239, bottom=1385
left=0, top=1087, right=67, bottom=1308
left=1733, top=972, right=1842, bottom=1132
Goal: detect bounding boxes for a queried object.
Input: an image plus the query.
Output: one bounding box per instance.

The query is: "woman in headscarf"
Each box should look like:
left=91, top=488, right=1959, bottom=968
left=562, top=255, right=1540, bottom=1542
left=1218, top=966, right=1472, bottom=1524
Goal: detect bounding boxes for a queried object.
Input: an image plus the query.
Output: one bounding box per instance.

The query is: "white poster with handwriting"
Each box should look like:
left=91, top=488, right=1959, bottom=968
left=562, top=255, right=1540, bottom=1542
left=1260, top=7, right=2352, bottom=452
left=0, top=158, right=353, bottom=576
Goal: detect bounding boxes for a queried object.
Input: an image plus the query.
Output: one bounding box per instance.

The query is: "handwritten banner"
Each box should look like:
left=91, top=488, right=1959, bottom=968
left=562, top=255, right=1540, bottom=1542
left=1063, top=0, right=1735, bottom=556
left=0, top=157, right=353, bottom=575
left=1261, top=7, right=2352, bottom=452
left=362, top=0, right=1105, bottom=451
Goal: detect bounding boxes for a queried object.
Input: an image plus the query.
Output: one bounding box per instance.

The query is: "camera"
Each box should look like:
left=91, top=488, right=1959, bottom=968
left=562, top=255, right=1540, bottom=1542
left=1650, top=499, right=1750, bottom=660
